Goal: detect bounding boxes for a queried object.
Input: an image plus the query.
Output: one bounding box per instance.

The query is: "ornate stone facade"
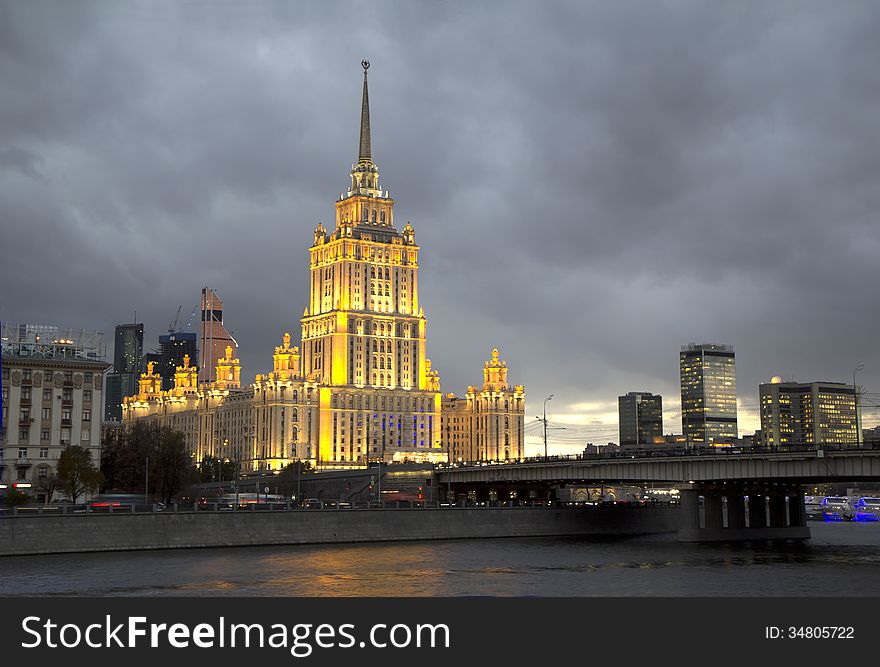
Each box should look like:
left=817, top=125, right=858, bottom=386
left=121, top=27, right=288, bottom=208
left=123, top=63, right=525, bottom=470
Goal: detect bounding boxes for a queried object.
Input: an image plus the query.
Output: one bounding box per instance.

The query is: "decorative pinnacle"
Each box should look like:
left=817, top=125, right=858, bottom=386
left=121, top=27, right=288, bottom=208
left=358, top=60, right=372, bottom=163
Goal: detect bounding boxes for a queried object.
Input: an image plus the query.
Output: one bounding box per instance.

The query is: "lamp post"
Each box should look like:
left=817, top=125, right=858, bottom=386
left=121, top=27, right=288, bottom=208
left=854, top=364, right=864, bottom=447
left=543, top=394, right=553, bottom=459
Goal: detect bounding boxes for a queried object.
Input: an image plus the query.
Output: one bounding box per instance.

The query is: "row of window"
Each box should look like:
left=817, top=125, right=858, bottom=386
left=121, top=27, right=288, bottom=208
left=2, top=368, right=95, bottom=383
left=3, top=387, right=92, bottom=403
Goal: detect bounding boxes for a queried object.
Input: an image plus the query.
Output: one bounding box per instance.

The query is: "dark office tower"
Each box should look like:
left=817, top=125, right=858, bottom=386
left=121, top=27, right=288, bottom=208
left=680, top=343, right=738, bottom=445
left=143, top=332, right=198, bottom=391
left=104, top=323, right=143, bottom=422
left=618, top=392, right=663, bottom=446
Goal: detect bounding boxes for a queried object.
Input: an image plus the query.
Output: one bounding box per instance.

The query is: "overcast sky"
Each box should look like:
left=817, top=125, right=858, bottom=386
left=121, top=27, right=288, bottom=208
left=2, top=1, right=879, bottom=453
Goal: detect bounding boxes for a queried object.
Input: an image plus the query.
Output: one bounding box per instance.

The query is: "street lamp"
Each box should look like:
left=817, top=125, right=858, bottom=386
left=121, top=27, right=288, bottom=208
left=854, top=364, right=864, bottom=447
left=543, top=394, right=553, bottom=459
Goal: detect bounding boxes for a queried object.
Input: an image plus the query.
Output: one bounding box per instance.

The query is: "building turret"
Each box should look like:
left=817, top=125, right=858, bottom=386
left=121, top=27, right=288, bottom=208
left=483, top=347, right=509, bottom=391
left=137, top=360, right=163, bottom=399
left=214, top=345, right=241, bottom=390
left=172, top=353, right=199, bottom=394
left=272, top=332, right=301, bottom=381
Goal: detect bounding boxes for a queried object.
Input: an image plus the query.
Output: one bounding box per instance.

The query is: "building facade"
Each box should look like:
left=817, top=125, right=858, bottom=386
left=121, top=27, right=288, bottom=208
left=123, top=63, right=526, bottom=470
left=1, top=324, right=109, bottom=500
left=618, top=391, right=663, bottom=446
left=759, top=378, right=858, bottom=446
left=104, top=322, right=143, bottom=422
left=680, top=343, right=738, bottom=445
left=441, top=349, right=526, bottom=462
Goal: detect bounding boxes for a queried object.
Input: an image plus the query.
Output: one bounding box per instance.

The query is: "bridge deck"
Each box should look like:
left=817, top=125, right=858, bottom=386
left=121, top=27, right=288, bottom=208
left=436, top=446, right=880, bottom=484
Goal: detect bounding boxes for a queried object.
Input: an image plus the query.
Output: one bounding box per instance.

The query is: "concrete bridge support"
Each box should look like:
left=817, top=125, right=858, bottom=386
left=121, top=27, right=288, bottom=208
left=769, top=495, right=788, bottom=528
left=678, top=484, right=810, bottom=542
left=748, top=494, right=767, bottom=528
left=726, top=495, right=746, bottom=529
left=788, top=491, right=806, bottom=528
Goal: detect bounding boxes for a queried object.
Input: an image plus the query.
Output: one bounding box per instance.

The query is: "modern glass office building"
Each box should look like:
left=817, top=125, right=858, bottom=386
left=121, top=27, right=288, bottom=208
left=618, top=391, right=663, bottom=446
left=759, top=379, right=857, bottom=446
left=679, top=343, right=737, bottom=445
left=104, top=323, right=143, bottom=421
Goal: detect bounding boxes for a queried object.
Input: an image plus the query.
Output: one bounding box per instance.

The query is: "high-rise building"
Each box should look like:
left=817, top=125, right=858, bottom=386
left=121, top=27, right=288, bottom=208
left=1, top=323, right=109, bottom=500
left=760, top=378, right=857, bottom=446
left=143, top=331, right=198, bottom=392
left=618, top=391, right=663, bottom=446
left=680, top=343, right=737, bottom=445
left=122, top=62, right=526, bottom=470
left=104, top=323, right=143, bottom=422
left=199, top=288, right=236, bottom=385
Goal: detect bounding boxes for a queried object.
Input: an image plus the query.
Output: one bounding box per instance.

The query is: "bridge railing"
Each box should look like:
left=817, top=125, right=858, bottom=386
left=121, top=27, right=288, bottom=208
left=0, top=499, right=676, bottom=519
left=437, top=441, right=880, bottom=470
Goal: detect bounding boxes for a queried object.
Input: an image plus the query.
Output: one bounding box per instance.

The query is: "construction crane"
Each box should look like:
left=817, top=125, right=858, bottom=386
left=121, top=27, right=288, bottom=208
left=168, top=306, right=182, bottom=334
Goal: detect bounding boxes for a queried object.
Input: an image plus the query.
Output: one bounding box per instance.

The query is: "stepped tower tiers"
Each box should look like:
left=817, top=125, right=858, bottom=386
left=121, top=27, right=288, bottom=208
left=301, top=61, right=442, bottom=465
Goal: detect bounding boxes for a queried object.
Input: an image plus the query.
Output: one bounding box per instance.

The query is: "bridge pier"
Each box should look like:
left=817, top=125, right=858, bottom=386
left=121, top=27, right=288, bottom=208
left=788, top=491, right=806, bottom=528
left=726, top=494, right=746, bottom=529
left=748, top=494, right=767, bottom=528
left=678, top=484, right=810, bottom=542
left=769, top=495, right=787, bottom=528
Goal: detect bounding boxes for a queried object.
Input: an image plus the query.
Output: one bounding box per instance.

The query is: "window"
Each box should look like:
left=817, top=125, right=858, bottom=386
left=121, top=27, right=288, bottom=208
left=62, top=388, right=72, bottom=402
left=42, top=388, right=52, bottom=401
left=43, top=370, right=52, bottom=382
left=62, top=408, right=71, bottom=422
left=81, top=428, right=91, bottom=443
left=64, top=371, right=72, bottom=382
left=22, top=369, right=32, bottom=381
left=1, top=387, right=7, bottom=402
left=41, top=408, right=51, bottom=420
left=39, top=447, right=48, bottom=459
left=21, top=387, right=31, bottom=400
left=83, top=389, right=91, bottom=403
left=84, top=372, right=93, bottom=382
left=40, top=429, right=49, bottom=441
left=18, top=447, right=28, bottom=459
left=20, top=408, right=30, bottom=421
left=82, top=409, right=91, bottom=422
left=38, top=466, right=48, bottom=480
left=19, top=427, right=29, bottom=441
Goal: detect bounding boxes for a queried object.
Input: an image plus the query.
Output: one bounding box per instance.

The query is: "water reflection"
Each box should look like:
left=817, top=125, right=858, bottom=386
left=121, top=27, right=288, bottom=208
left=0, top=523, right=878, bottom=597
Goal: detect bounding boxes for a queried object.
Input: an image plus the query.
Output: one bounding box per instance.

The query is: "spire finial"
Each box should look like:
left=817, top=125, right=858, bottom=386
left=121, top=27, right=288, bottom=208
left=358, top=60, right=372, bottom=163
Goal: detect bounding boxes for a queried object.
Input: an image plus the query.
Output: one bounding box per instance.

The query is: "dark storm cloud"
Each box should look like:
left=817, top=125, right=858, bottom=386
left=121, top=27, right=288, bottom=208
left=3, top=0, right=880, bottom=450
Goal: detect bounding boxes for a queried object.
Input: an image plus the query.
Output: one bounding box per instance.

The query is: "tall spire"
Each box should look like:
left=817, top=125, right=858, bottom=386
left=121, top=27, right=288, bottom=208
left=358, top=60, right=372, bottom=164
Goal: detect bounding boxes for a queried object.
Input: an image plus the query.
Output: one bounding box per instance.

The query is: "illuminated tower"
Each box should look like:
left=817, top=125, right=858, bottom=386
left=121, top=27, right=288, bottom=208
left=199, top=287, right=236, bottom=384
left=300, top=61, right=441, bottom=465
left=680, top=343, right=737, bottom=445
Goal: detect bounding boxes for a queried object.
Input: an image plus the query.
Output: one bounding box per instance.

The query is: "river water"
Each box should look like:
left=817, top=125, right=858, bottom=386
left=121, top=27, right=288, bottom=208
left=1, top=522, right=878, bottom=596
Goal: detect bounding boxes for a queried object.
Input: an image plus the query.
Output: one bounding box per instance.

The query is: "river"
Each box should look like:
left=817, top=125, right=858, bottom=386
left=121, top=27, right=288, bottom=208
left=1, top=522, right=878, bottom=596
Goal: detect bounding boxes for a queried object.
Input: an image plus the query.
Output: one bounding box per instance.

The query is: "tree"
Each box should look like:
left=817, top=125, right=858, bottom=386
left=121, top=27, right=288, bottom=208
left=152, top=430, right=195, bottom=504
left=36, top=471, right=61, bottom=504
left=57, top=446, right=103, bottom=503
left=197, top=457, right=238, bottom=483
left=101, top=422, right=198, bottom=502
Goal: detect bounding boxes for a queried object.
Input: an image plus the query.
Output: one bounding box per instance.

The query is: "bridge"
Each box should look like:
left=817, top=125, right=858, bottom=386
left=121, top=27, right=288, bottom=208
left=435, top=444, right=880, bottom=541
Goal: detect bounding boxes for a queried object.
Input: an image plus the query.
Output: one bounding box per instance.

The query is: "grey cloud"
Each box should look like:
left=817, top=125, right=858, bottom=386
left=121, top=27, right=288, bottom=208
left=2, top=0, right=879, bottom=453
